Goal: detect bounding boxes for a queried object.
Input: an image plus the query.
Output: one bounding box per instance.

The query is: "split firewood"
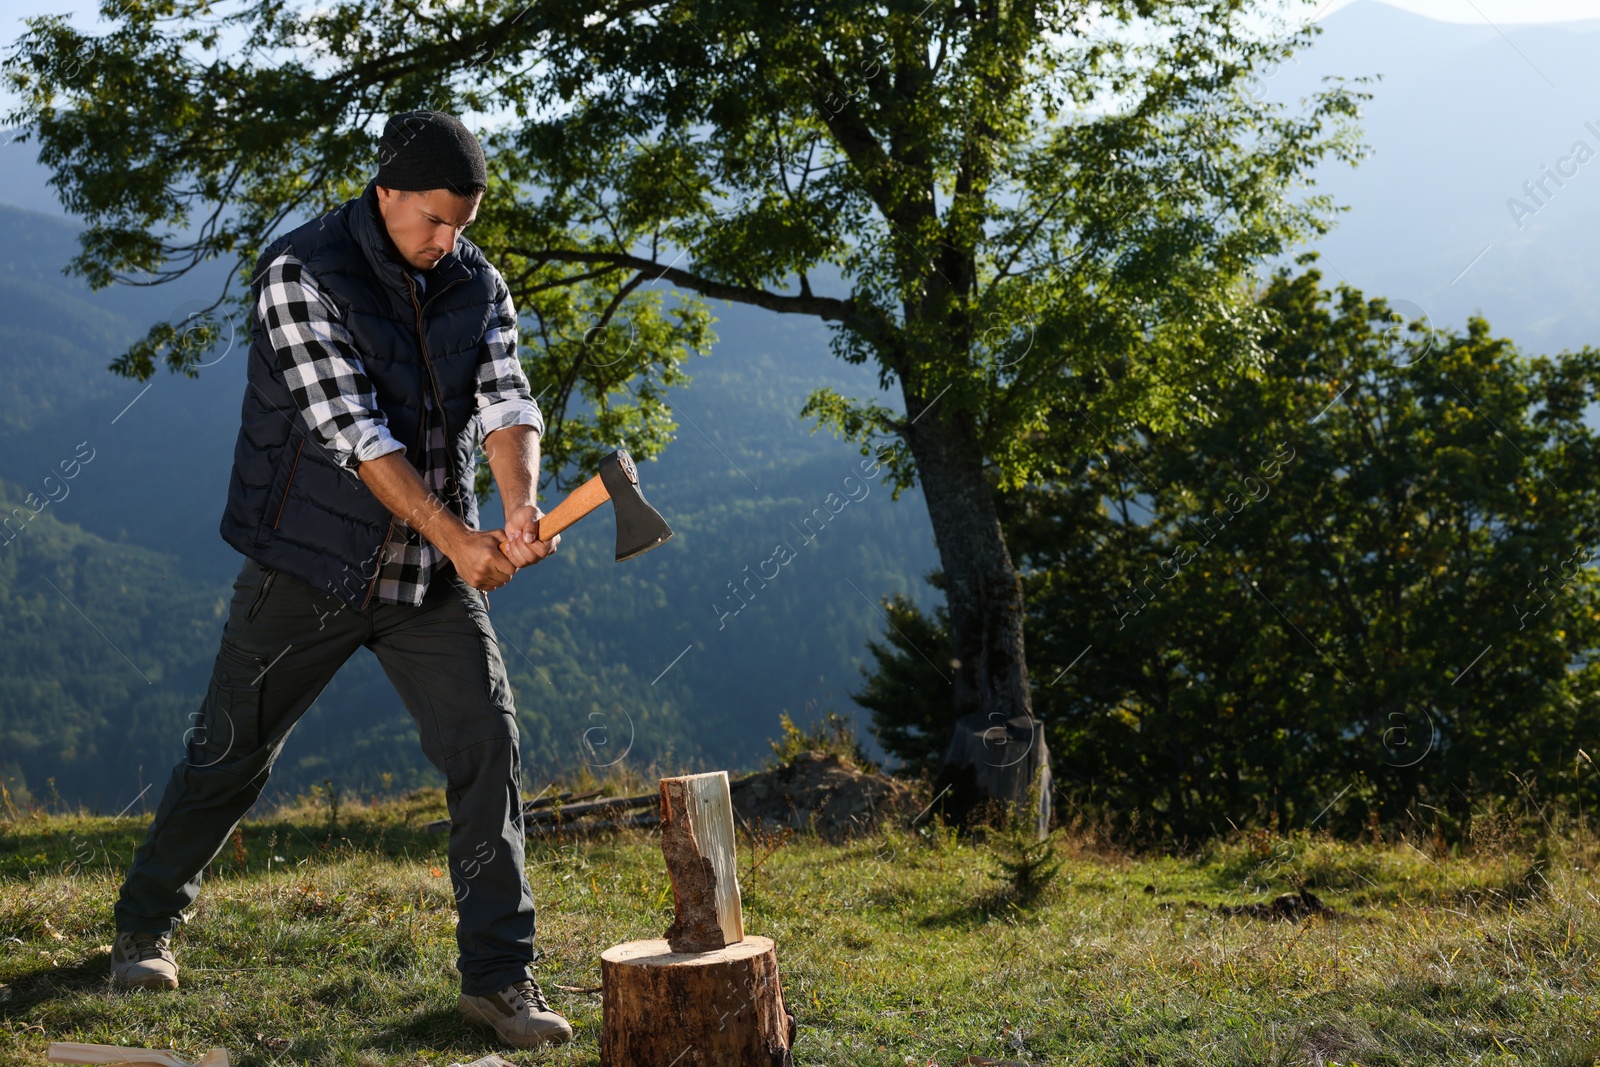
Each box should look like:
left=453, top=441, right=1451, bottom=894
left=659, top=771, right=743, bottom=953
left=47, top=1043, right=230, bottom=1067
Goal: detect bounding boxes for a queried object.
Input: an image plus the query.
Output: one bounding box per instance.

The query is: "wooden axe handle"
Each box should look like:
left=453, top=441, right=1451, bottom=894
left=498, top=472, right=611, bottom=553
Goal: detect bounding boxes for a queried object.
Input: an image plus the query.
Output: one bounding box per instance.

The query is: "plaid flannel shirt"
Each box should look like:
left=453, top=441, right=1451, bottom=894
left=256, top=249, right=543, bottom=605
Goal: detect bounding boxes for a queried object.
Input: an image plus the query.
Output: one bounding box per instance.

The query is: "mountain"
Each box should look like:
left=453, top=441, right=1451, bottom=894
left=1263, top=1, right=1600, bottom=360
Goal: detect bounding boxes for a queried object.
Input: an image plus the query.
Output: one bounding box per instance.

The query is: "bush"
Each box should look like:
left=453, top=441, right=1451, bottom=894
left=766, top=708, right=874, bottom=772
left=986, top=785, right=1063, bottom=907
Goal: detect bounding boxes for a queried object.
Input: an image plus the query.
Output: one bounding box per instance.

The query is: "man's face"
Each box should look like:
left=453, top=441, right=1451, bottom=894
left=375, top=185, right=482, bottom=270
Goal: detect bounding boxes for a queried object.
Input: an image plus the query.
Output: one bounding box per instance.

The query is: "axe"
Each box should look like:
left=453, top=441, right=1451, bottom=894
left=499, top=448, right=673, bottom=562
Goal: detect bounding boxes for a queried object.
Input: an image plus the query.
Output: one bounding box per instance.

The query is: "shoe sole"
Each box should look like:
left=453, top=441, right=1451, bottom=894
left=457, top=998, right=573, bottom=1047
left=112, top=972, right=179, bottom=991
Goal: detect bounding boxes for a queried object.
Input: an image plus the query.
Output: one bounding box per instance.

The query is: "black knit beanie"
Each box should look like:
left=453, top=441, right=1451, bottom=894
left=374, top=110, right=487, bottom=196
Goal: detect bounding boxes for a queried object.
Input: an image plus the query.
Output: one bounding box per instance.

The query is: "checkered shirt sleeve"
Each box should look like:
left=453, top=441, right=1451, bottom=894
left=475, top=283, right=543, bottom=439
left=255, top=250, right=406, bottom=473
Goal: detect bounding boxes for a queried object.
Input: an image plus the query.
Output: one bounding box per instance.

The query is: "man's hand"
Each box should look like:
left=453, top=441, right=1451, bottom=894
left=500, top=504, right=560, bottom=568
left=355, top=452, right=520, bottom=592
left=448, top=528, right=519, bottom=591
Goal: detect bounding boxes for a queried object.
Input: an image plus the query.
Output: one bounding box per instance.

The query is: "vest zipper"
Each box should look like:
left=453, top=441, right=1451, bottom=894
left=272, top=437, right=307, bottom=529
left=404, top=271, right=469, bottom=516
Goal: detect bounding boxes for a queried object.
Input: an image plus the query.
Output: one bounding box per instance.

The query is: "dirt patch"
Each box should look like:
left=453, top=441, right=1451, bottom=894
left=1215, top=887, right=1334, bottom=921
left=729, top=753, right=921, bottom=842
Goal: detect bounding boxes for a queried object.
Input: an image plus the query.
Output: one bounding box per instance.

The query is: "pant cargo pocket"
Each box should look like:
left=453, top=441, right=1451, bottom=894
left=187, top=638, right=267, bottom=767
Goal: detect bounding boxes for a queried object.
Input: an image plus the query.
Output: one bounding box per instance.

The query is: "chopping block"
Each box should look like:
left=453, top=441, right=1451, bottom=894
left=599, top=771, right=797, bottom=1066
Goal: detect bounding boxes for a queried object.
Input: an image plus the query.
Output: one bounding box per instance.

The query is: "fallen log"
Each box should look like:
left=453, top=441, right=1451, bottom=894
left=526, top=812, right=660, bottom=837
left=524, top=791, right=658, bottom=824
left=426, top=791, right=657, bottom=833
left=527, top=788, right=603, bottom=810
left=1215, top=888, right=1334, bottom=921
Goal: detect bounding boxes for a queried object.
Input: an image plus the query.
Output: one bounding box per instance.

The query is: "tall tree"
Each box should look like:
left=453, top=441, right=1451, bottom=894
left=5, top=0, right=1368, bottom=728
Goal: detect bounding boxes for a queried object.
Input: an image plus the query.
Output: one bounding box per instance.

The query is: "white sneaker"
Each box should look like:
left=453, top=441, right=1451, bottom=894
left=110, top=930, right=179, bottom=990
left=458, top=978, right=573, bottom=1048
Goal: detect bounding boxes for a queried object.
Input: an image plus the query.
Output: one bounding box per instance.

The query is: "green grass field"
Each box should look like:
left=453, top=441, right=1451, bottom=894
left=1, top=786, right=1597, bottom=1066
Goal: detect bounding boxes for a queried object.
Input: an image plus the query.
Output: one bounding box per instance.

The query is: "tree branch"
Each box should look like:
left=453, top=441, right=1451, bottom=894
left=526, top=248, right=898, bottom=345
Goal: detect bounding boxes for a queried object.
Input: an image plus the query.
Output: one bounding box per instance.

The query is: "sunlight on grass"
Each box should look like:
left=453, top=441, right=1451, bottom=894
left=2, top=790, right=1598, bottom=1065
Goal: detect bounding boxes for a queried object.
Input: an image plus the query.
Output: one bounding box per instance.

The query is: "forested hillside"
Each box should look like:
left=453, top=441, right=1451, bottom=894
left=0, top=202, right=941, bottom=811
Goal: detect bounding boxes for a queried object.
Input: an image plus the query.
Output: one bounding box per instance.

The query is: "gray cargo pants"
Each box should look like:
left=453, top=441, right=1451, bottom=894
left=113, top=554, right=537, bottom=997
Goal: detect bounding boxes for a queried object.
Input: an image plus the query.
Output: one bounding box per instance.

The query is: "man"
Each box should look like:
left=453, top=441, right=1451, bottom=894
left=107, top=111, right=574, bottom=1049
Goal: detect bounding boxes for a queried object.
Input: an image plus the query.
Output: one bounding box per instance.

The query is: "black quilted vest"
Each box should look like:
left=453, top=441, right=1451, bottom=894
left=219, top=180, right=502, bottom=610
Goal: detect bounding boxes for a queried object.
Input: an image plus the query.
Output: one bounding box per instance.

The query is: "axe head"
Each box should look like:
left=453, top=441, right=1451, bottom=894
left=598, top=448, right=673, bottom=562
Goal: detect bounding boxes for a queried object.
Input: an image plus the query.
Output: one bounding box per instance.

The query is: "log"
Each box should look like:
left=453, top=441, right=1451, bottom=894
left=527, top=788, right=603, bottom=810
left=599, top=772, right=796, bottom=1063
left=526, top=789, right=576, bottom=809
left=526, top=812, right=660, bottom=837
left=659, top=771, right=743, bottom=952
left=426, top=790, right=657, bottom=833
left=599, top=937, right=795, bottom=1067
left=525, top=791, right=657, bottom=824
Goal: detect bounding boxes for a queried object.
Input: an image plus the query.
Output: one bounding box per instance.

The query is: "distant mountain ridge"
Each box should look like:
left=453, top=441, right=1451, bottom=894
left=1264, top=0, right=1600, bottom=363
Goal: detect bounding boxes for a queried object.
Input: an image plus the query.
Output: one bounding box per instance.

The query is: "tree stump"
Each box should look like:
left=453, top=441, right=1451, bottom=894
left=600, top=936, right=796, bottom=1066
left=600, top=771, right=796, bottom=1065
left=935, top=712, right=1053, bottom=837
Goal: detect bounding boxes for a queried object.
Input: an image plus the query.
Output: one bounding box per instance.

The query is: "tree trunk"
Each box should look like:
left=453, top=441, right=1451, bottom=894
left=939, top=711, right=1053, bottom=837
left=901, top=399, right=1033, bottom=724
left=600, top=936, right=796, bottom=1067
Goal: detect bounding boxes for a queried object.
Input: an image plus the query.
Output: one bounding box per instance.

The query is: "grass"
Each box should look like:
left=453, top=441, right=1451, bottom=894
left=1, top=788, right=1598, bottom=1066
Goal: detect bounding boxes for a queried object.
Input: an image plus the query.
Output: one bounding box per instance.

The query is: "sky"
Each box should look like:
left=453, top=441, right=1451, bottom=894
left=1316, top=0, right=1600, bottom=19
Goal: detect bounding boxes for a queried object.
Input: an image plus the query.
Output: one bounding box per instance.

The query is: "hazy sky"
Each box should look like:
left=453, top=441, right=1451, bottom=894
left=1317, top=0, right=1600, bottom=19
